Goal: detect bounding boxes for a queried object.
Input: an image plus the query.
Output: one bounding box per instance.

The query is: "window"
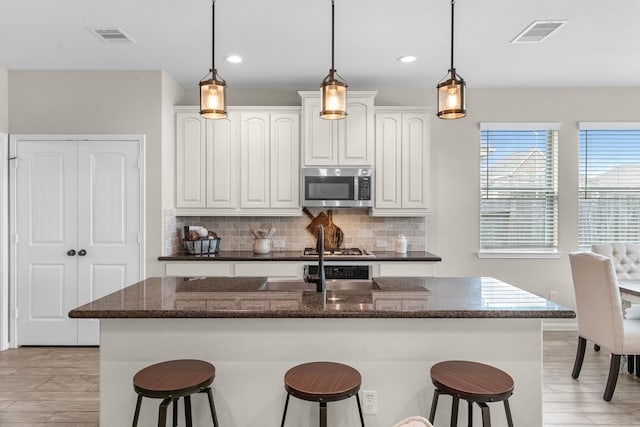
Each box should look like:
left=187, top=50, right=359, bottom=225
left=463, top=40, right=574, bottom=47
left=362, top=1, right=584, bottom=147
left=480, top=123, right=559, bottom=253
left=579, top=123, right=640, bottom=249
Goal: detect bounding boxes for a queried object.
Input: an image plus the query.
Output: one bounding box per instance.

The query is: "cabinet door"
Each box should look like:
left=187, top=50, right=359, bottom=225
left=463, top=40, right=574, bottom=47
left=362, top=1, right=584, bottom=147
left=302, top=97, right=338, bottom=166
left=402, top=113, right=429, bottom=209
left=270, top=113, right=300, bottom=208
left=338, top=97, right=374, bottom=166
left=375, top=113, right=402, bottom=209
left=206, top=114, right=238, bottom=208
left=240, top=113, right=270, bottom=208
left=176, top=113, right=206, bottom=208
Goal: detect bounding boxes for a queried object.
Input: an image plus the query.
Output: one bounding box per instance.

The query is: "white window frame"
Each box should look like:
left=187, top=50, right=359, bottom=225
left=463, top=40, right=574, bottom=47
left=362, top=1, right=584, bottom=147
left=477, top=122, right=561, bottom=259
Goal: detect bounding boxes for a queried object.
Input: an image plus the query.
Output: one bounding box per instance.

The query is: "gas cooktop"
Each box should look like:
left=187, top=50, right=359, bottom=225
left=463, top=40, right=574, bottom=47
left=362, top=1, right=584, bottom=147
left=302, top=247, right=375, bottom=257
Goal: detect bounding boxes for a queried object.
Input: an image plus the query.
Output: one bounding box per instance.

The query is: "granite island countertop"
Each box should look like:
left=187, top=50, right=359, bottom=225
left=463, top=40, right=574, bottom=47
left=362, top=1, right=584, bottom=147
left=158, top=250, right=442, bottom=262
left=69, top=276, right=575, bottom=319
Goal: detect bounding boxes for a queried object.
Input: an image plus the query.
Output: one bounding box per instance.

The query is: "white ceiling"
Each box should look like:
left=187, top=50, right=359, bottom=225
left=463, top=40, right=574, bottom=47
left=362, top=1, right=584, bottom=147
left=1, top=0, right=639, bottom=90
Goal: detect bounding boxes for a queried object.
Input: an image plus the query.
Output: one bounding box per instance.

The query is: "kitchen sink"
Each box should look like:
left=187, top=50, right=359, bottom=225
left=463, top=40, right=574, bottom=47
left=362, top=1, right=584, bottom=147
left=260, top=280, right=380, bottom=292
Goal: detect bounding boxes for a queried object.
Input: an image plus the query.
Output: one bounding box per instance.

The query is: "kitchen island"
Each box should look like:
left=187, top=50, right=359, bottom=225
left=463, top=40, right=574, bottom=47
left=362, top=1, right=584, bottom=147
left=70, top=276, right=574, bottom=427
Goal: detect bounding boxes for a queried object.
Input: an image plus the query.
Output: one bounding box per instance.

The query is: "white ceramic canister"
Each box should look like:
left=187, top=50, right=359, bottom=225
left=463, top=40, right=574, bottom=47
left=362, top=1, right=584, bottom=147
left=253, top=238, right=271, bottom=254
left=395, top=234, right=407, bottom=254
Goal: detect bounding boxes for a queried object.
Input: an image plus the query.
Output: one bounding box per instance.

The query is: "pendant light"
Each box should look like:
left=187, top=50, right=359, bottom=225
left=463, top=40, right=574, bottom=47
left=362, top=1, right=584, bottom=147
left=437, top=0, right=466, bottom=119
left=320, top=0, right=347, bottom=120
left=199, top=0, right=227, bottom=119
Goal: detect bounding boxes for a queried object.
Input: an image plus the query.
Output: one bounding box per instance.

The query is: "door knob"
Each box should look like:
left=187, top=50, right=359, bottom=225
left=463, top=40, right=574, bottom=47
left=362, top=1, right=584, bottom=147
left=78, top=249, right=87, bottom=256
left=66, top=249, right=76, bottom=256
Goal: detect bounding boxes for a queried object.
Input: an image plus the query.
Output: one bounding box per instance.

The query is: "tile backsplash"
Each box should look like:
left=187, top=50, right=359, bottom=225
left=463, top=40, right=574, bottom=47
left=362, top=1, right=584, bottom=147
left=164, top=208, right=426, bottom=255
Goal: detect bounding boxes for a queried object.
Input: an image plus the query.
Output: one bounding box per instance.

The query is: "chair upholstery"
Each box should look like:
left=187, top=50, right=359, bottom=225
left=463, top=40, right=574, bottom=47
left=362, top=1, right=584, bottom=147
left=592, top=243, right=640, bottom=280
left=569, top=252, right=640, bottom=400
left=392, top=416, right=433, bottom=427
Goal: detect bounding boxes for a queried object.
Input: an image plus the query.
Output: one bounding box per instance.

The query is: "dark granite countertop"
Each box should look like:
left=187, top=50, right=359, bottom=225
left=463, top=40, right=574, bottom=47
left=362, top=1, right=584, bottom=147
left=158, top=250, right=442, bottom=262
left=69, top=276, right=575, bottom=319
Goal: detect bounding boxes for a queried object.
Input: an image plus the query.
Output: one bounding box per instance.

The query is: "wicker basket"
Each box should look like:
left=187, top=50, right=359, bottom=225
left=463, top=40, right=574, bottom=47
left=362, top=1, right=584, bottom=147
left=183, top=237, right=221, bottom=255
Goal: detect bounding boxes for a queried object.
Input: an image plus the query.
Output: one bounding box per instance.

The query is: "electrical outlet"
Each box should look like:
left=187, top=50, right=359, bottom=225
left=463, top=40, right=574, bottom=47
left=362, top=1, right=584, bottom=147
left=361, top=390, right=378, bottom=415
left=376, top=240, right=387, bottom=248
left=273, top=239, right=285, bottom=249
left=549, top=290, right=558, bottom=302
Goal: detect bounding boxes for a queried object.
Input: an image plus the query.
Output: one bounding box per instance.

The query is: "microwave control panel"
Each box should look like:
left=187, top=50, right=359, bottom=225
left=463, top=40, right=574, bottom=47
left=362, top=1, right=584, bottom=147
left=358, top=176, right=372, bottom=200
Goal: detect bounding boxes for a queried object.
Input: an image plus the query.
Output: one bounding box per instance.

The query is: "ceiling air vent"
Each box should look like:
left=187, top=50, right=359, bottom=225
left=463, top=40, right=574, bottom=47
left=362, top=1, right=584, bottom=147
left=511, top=21, right=567, bottom=44
left=89, top=28, right=135, bottom=44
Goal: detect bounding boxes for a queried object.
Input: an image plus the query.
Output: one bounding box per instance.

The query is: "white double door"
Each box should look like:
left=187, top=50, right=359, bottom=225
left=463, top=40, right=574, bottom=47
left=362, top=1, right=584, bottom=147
left=14, top=136, right=143, bottom=345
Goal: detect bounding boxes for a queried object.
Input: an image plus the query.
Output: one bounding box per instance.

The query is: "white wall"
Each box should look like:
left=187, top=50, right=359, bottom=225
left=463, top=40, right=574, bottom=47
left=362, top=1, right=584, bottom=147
left=8, top=70, right=167, bottom=276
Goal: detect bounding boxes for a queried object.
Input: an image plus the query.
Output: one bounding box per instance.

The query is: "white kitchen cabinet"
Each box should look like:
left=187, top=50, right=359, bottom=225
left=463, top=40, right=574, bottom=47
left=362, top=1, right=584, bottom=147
left=176, top=112, right=207, bottom=208
left=240, top=111, right=300, bottom=210
left=176, top=110, right=238, bottom=210
left=175, top=107, right=300, bottom=216
left=372, top=108, right=430, bottom=217
left=299, top=91, right=376, bottom=167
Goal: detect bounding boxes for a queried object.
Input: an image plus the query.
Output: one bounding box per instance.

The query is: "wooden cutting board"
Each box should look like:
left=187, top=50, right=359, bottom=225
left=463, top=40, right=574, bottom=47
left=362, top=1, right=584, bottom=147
left=303, top=208, right=344, bottom=249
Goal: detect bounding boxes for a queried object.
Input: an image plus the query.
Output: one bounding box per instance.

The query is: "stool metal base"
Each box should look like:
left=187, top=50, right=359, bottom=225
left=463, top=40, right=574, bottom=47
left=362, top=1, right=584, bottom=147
left=132, top=387, right=219, bottom=427
left=280, top=392, right=365, bottom=427
left=429, top=388, right=514, bottom=427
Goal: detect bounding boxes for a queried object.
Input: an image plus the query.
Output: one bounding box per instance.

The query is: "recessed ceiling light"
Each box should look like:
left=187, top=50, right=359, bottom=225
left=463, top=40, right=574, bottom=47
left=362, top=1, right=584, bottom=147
left=225, top=55, right=243, bottom=63
left=397, top=55, right=417, bottom=63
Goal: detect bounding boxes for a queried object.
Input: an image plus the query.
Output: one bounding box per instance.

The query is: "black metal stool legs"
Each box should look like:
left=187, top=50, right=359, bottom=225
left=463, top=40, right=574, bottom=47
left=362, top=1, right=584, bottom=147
left=450, top=395, right=459, bottom=427
left=504, top=399, right=514, bottom=427
left=355, top=392, right=365, bottom=427
left=280, top=393, right=291, bottom=427
left=428, top=389, right=440, bottom=423
left=184, top=395, right=192, bottom=427
left=172, top=398, right=178, bottom=427
left=158, top=398, right=171, bottom=427
left=319, top=401, right=327, bottom=427
left=203, top=387, right=219, bottom=427
left=467, top=400, right=473, bottom=427
left=478, top=402, right=491, bottom=426
left=132, top=394, right=143, bottom=427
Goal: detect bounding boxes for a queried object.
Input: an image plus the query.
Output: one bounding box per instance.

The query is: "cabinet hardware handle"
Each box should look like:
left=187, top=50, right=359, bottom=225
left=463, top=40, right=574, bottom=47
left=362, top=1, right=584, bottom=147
left=66, top=249, right=76, bottom=256
left=78, top=249, right=87, bottom=256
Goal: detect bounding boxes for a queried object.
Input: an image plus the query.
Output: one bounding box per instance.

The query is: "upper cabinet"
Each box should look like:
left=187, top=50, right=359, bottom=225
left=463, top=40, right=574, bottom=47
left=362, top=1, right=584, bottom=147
left=175, top=107, right=300, bottom=216
left=372, top=107, right=431, bottom=217
left=299, top=91, right=376, bottom=167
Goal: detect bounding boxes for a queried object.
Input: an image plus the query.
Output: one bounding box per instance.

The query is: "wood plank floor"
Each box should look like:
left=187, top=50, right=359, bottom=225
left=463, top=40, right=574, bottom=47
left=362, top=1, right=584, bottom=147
left=0, top=332, right=637, bottom=426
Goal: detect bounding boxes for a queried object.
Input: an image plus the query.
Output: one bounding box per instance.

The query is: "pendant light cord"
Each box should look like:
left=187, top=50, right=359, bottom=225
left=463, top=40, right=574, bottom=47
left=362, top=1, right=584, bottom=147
left=331, top=0, right=335, bottom=71
left=211, top=0, right=216, bottom=73
left=450, top=0, right=455, bottom=72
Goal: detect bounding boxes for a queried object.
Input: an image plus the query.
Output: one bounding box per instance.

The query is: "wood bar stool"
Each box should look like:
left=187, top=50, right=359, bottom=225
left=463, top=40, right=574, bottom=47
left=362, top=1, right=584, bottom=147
left=428, top=360, right=514, bottom=427
left=132, top=359, right=219, bottom=427
left=280, top=361, right=365, bottom=427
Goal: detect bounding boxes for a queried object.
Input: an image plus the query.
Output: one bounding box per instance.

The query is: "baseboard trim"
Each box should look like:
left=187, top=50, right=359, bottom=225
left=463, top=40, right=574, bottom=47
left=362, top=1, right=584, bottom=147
left=543, top=320, right=578, bottom=331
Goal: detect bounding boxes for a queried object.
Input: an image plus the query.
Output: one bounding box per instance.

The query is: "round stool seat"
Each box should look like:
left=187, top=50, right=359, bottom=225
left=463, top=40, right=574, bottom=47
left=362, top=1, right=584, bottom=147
left=430, top=360, right=514, bottom=403
left=133, top=359, right=215, bottom=398
left=284, top=361, right=362, bottom=402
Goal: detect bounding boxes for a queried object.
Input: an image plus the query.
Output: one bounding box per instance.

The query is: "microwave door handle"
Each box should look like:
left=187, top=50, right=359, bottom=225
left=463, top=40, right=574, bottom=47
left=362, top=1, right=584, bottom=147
left=354, top=176, right=358, bottom=201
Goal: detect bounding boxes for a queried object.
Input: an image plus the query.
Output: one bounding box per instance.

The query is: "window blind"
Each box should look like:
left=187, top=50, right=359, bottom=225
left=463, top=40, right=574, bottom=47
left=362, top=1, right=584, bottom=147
left=480, top=127, right=558, bottom=250
left=579, top=127, right=640, bottom=249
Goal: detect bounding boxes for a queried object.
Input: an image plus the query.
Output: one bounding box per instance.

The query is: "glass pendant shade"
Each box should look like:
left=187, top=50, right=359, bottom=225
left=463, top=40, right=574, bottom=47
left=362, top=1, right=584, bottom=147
left=199, top=73, right=227, bottom=119
left=437, top=70, right=466, bottom=119
left=320, top=72, right=347, bottom=119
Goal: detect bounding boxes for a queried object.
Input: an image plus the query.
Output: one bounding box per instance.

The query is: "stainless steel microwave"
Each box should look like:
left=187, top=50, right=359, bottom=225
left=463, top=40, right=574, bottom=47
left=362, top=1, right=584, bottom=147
left=302, top=167, right=374, bottom=207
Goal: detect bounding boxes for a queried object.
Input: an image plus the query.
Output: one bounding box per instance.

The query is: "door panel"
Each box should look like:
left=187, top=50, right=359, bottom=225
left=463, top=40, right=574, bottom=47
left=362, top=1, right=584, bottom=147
left=28, top=265, right=65, bottom=319
left=17, top=141, right=78, bottom=345
left=77, top=141, right=141, bottom=345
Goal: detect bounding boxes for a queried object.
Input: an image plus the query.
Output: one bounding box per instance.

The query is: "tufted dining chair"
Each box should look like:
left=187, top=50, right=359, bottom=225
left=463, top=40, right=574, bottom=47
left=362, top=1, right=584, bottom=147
left=569, top=252, right=640, bottom=400
left=591, top=243, right=640, bottom=280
